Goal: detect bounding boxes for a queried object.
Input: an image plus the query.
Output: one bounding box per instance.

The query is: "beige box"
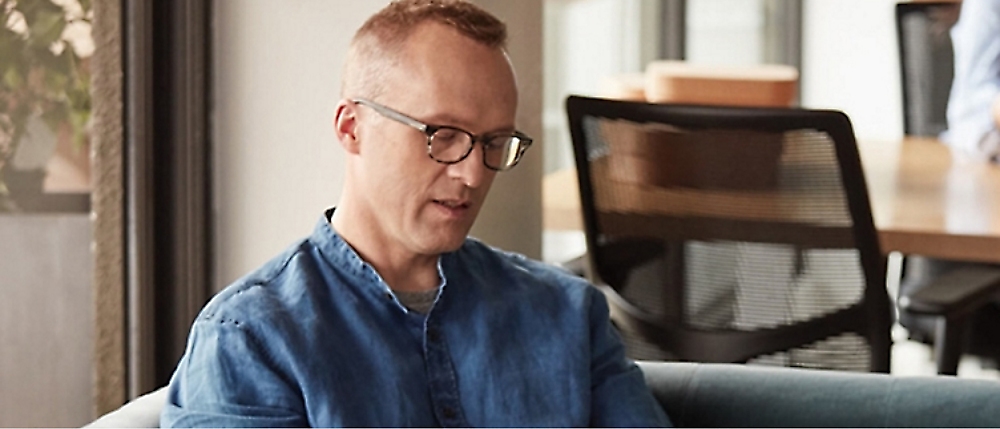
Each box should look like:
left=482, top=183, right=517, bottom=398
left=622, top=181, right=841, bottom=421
left=600, top=73, right=647, bottom=101
left=644, top=60, right=798, bottom=107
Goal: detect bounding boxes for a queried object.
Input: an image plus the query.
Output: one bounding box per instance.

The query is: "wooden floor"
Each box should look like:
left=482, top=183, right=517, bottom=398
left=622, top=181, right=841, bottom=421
left=892, top=326, right=1000, bottom=379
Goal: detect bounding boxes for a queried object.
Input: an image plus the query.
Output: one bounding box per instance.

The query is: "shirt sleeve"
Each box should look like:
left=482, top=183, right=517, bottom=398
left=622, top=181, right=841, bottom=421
left=160, top=317, right=308, bottom=428
left=943, top=0, right=1000, bottom=162
left=587, top=289, right=673, bottom=427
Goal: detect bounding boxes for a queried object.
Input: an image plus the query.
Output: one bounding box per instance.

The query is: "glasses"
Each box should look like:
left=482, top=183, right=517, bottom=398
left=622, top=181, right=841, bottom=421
left=352, top=98, right=533, bottom=171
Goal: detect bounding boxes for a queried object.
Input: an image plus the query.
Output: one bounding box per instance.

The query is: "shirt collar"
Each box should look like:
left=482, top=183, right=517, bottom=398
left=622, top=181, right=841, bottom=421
left=311, top=208, right=450, bottom=298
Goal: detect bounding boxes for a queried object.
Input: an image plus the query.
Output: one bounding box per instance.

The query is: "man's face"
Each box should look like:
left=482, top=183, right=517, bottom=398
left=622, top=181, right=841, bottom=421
left=351, top=23, right=519, bottom=257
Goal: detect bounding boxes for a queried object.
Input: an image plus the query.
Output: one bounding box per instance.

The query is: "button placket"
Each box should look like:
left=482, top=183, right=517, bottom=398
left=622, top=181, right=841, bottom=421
left=423, top=321, right=468, bottom=427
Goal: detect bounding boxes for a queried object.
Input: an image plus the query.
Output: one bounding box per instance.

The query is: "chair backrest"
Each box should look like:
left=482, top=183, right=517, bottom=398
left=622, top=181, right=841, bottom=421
left=565, top=95, right=892, bottom=372
left=896, top=1, right=960, bottom=137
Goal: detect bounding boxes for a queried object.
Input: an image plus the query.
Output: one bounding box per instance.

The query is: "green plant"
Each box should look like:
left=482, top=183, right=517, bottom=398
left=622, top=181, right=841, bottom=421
left=0, top=0, right=92, bottom=205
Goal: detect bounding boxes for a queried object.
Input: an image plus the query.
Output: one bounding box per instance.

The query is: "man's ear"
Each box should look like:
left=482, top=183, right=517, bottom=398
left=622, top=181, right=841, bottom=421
left=334, top=99, right=361, bottom=155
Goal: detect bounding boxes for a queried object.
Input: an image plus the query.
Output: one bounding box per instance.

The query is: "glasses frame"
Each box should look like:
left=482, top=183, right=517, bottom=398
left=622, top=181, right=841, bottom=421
left=352, top=98, right=533, bottom=171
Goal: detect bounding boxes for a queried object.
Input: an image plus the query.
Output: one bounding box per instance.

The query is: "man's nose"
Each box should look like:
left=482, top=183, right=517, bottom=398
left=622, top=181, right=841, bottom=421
left=447, top=143, right=491, bottom=188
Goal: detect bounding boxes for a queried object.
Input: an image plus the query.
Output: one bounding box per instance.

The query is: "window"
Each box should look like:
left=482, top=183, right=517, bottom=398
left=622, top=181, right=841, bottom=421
left=0, top=0, right=95, bottom=425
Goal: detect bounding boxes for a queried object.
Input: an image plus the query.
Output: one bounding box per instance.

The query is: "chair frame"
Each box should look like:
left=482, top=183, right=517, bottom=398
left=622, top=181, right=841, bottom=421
left=565, top=95, right=893, bottom=372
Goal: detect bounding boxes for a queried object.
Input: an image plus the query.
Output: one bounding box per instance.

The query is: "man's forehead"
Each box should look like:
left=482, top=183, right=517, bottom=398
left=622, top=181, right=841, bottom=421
left=393, top=25, right=516, bottom=88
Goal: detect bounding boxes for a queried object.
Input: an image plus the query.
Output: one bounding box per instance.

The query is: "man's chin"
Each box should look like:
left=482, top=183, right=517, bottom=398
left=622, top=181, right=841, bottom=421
left=439, top=235, right=469, bottom=253
left=427, top=230, right=472, bottom=254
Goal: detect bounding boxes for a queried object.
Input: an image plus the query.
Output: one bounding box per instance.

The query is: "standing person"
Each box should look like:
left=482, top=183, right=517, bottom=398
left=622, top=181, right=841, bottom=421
left=160, top=0, right=670, bottom=427
left=942, top=0, right=1000, bottom=162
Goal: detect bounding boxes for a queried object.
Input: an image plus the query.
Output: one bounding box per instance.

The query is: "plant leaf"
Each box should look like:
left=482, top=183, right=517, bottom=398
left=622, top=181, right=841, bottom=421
left=78, top=0, right=93, bottom=16
left=21, top=0, right=67, bottom=49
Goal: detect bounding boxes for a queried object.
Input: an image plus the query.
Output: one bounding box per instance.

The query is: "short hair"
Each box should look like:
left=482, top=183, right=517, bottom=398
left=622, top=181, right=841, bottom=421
left=342, top=0, right=508, bottom=98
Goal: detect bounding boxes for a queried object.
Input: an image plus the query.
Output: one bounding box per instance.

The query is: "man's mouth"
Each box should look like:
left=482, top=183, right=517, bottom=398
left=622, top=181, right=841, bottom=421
left=433, top=199, right=470, bottom=209
left=432, top=199, right=473, bottom=219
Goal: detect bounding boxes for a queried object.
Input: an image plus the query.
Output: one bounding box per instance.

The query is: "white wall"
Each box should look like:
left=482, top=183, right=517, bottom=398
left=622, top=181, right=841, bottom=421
left=542, top=0, right=660, bottom=174
left=469, top=0, right=544, bottom=260
left=543, top=0, right=904, bottom=146
left=687, top=0, right=764, bottom=66
left=801, top=0, right=904, bottom=142
left=212, top=0, right=543, bottom=287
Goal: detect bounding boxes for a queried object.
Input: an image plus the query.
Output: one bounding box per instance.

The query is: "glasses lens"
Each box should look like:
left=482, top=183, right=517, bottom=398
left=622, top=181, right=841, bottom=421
left=429, top=128, right=473, bottom=162
left=483, top=135, right=525, bottom=170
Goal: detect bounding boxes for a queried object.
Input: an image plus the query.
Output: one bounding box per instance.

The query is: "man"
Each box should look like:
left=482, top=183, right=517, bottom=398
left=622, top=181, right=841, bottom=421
left=161, top=1, right=670, bottom=427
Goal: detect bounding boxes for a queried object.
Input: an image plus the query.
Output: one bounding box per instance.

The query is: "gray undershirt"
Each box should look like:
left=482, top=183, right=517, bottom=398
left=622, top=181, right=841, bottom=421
left=392, top=289, right=439, bottom=314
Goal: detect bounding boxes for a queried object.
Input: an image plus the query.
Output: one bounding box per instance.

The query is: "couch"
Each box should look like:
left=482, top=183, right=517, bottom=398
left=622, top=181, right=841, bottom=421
left=86, top=361, right=1000, bottom=427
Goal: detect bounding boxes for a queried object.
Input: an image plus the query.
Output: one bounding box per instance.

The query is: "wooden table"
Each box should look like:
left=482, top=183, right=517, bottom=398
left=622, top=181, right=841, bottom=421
left=543, top=137, right=1000, bottom=264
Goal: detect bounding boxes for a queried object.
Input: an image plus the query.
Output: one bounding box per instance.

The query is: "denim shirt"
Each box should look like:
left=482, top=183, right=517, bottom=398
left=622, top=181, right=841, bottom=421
left=161, top=211, right=671, bottom=427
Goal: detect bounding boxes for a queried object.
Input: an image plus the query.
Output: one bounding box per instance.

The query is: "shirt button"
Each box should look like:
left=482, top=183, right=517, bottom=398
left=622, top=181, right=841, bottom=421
left=442, top=406, right=457, bottom=419
left=427, top=327, right=441, bottom=342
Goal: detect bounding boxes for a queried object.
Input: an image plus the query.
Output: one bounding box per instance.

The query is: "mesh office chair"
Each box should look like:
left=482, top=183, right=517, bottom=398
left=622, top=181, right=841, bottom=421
left=566, top=95, right=893, bottom=372
left=897, top=1, right=957, bottom=137
left=895, top=1, right=1000, bottom=375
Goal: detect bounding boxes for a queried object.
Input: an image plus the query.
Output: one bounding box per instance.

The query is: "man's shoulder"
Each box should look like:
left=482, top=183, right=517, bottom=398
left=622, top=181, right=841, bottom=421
left=455, top=238, right=593, bottom=294
left=196, top=238, right=324, bottom=326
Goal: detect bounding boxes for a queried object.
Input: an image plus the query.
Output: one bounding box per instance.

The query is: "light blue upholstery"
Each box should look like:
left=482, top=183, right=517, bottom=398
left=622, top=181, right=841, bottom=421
left=87, top=361, right=1000, bottom=427
left=640, top=361, right=1000, bottom=427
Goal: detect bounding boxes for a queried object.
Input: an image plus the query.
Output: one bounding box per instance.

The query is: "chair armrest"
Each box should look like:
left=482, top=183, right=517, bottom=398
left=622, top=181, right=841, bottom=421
left=899, top=266, right=1000, bottom=317
left=638, top=361, right=1000, bottom=427
left=557, top=239, right=665, bottom=284
left=84, top=387, right=167, bottom=428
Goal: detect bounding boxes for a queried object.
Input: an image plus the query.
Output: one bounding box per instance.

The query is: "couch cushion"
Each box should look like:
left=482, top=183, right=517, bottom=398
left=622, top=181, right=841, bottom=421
left=84, top=387, right=166, bottom=428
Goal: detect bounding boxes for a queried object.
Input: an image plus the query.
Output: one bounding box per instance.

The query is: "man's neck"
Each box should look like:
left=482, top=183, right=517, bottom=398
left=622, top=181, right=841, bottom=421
left=330, top=207, right=441, bottom=292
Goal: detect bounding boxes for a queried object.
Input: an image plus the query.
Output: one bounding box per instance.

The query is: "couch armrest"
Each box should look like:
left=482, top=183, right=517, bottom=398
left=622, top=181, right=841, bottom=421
left=638, top=361, right=1000, bottom=427
left=90, top=364, right=1000, bottom=428
left=84, top=387, right=167, bottom=428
